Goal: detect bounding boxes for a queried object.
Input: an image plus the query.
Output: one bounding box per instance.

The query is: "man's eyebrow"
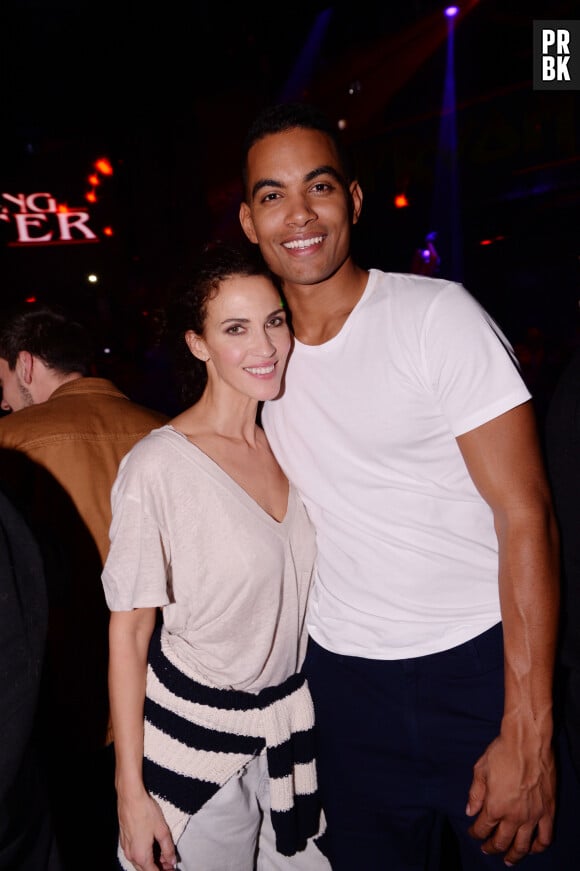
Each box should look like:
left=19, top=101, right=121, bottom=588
left=251, top=178, right=283, bottom=200
left=251, top=165, right=346, bottom=201
left=305, top=165, right=345, bottom=185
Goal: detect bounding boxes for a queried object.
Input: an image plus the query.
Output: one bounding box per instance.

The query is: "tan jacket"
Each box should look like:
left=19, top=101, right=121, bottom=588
left=0, top=377, right=168, bottom=562
left=0, top=377, right=168, bottom=750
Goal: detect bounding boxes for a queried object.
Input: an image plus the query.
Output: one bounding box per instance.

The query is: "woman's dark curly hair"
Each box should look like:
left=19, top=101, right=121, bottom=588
left=163, top=241, right=276, bottom=407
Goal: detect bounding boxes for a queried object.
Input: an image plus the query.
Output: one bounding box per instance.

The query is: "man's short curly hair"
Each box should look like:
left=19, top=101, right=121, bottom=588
left=0, top=302, right=94, bottom=375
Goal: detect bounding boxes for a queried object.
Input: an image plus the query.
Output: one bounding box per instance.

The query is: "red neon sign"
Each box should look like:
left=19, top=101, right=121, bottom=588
left=0, top=192, right=99, bottom=246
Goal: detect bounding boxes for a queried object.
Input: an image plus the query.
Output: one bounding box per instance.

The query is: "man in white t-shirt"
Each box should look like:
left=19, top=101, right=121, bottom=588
left=238, top=102, right=579, bottom=869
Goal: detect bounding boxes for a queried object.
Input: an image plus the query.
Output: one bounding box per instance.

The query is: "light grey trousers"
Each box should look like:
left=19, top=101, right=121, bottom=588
left=176, top=752, right=330, bottom=871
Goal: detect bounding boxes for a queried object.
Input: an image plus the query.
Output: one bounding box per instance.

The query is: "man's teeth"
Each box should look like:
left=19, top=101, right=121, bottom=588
left=283, top=236, right=323, bottom=250
left=245, top=365, right=275, bottom=375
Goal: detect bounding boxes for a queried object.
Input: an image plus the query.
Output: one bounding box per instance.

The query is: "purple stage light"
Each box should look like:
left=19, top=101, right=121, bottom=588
left=444, top=6, right=459, bottom=17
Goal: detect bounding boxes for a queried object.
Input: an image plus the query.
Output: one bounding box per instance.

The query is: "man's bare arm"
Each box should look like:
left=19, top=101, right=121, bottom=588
left=456, top=400, right=559, bottom=866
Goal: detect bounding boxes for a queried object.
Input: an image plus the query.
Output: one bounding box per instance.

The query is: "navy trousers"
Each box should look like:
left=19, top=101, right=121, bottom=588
left=303, top=624, right=580, bottom=870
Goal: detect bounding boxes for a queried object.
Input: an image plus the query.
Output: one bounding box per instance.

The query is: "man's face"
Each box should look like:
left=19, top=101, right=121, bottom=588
left=239, top=127, right=362, bottom=289
left=0, top=356, right=33, bottom=412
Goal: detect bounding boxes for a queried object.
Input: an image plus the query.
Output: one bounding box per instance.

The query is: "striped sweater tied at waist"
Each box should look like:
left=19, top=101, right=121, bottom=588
left=118, top=625, right=326, bottom=869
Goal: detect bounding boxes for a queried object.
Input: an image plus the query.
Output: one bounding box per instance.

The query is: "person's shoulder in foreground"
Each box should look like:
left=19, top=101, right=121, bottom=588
left=0, top=484, right=62, bottom=870
left=545, top=344, right=580, bottom=778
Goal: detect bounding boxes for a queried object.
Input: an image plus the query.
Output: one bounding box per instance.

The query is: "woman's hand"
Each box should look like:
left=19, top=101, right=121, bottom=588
left=109, top=608, right=172, bottom=868
left=118, top=787, right=177, bottom=871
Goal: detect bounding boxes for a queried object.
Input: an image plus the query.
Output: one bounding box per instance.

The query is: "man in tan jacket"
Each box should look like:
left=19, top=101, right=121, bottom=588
left=0, top=301, right=168, bottom=871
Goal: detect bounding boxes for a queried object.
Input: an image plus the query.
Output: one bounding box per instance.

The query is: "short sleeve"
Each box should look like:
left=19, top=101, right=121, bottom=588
left=101, top=451, right=170, bottom=611
left=423, top=283, right=531, bottom=436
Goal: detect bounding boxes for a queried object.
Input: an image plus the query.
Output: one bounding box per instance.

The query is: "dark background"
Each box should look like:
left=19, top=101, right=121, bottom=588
left=2, top=0, right=579, bottom=417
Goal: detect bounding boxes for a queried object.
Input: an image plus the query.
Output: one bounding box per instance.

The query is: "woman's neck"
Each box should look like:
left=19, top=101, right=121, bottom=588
left=171, top=390, right=260, bottom=447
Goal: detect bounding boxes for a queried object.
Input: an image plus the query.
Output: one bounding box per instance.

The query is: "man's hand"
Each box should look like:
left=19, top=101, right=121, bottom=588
left=466, top=730, right=556, bottom=866
left=457, top=404, right=559, bottom=865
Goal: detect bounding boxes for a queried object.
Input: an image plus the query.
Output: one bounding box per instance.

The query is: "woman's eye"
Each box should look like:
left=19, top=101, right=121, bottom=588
left=267, top=316, right=284, bottom=328
left=226, top=325, right=243, bottom=334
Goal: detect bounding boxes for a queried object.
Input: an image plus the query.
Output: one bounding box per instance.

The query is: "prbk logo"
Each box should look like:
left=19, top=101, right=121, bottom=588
left=533, top=20, right=580, bottom=90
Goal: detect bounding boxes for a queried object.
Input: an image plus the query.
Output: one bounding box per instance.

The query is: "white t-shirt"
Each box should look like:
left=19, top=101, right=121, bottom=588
left=101, top=425, right=316, bottom=692
left=262, top=270, right=532, bottom=659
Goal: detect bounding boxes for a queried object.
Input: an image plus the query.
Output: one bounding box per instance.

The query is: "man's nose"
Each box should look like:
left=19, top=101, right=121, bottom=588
left=285, top=193, right=317, bottom=228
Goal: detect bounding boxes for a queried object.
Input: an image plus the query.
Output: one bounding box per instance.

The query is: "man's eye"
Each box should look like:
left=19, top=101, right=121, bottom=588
left=262, top=192, right=280, bottom=202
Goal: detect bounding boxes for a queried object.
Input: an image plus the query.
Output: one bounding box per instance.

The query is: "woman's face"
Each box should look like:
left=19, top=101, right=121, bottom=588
left=188, top=274, right=291, bottom=402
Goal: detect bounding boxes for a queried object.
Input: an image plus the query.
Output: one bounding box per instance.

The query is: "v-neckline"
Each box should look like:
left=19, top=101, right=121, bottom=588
left=165, top=425, right=291, bottom=526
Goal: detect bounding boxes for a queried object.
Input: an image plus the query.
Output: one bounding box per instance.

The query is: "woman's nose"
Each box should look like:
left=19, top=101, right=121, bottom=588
left=254, top=332, right=277, bottom=357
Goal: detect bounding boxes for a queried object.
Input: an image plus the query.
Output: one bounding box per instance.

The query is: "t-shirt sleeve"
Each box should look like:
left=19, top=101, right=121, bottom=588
left=423, top=282, right=531, bottom=436
left=101, top=451, right=170, bottom=611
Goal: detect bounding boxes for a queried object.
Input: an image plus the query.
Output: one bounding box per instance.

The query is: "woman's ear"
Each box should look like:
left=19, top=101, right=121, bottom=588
left=185, top=330, right=209, bottom=362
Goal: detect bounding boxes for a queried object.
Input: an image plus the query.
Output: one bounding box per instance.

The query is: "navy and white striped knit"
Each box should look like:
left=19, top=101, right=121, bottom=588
left=117, top=625, right=325, bottom=869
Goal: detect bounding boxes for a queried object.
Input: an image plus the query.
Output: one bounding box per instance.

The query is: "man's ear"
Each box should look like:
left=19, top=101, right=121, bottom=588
left=350, top=181, right=363, bottom=226
left=184, top=331, right=209, bottom=363
left=239, top=202, right=258, bottom=244
left=16, top=350, right=34, bottom=384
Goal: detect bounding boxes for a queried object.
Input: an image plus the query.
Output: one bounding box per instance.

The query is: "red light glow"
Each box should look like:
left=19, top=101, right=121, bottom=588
left=88, top=174, right=101, bottom=186
left=85, top=190, right=97, bottom=203
left=480, top=235, right=505, bottom=246
left=94, top=158, right=113, bottom=176
left=394, top=193, right=409, bottom=208
left=103, top=226, right=114, bottom=236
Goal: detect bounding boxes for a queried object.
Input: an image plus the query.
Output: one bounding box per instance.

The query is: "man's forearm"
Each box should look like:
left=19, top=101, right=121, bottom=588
left=496, top=501, right=559, bottom=747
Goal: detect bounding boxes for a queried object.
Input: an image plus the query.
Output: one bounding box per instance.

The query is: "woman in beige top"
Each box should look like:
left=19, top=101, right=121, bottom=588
left=102, top=243, right=329, bottom=871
